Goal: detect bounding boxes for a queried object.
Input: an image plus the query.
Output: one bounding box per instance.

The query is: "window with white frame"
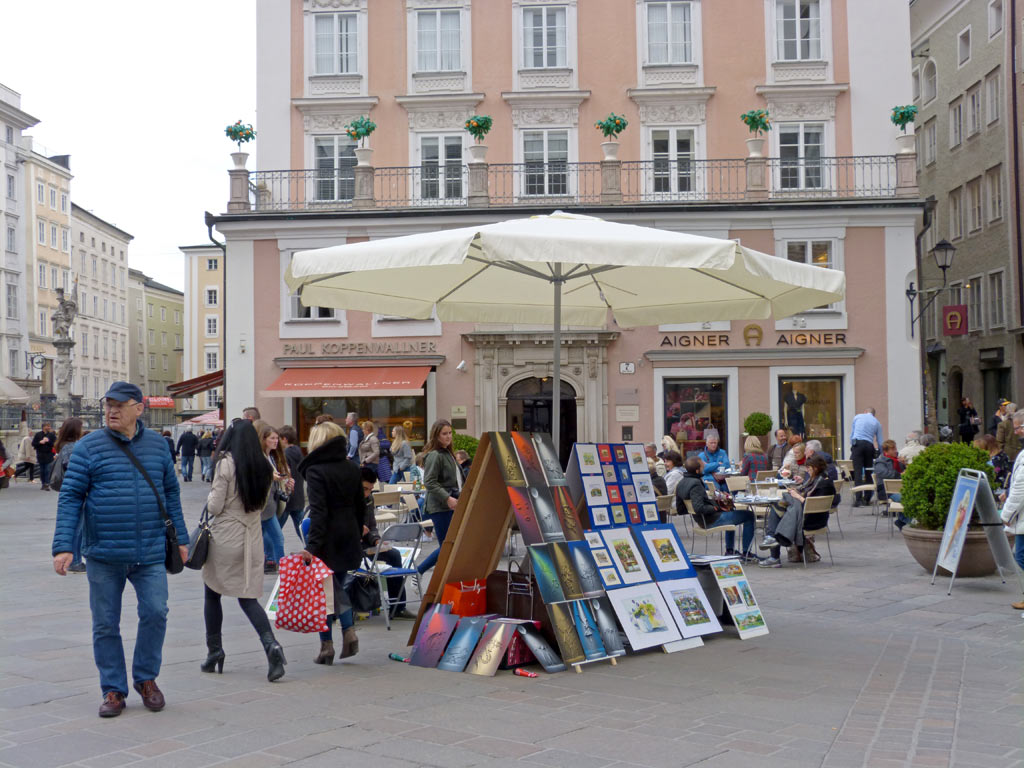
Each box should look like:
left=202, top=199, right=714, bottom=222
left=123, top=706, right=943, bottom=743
left=922, top=60, right=937, bottom=103
left=785, top=240, right=835, bottom=309
left=51, top=267, right=58, bottom=291
left=49, top=224, right=57, bottom=248
left=174, top=310, right=180, bottom=325
left=949, top=99, right=963, bottom=147
left=121, top=338, right=125, bottom=363
left=92, top=257, right=97, bottom=276
left=162, top=354, right=168, bottom=372
left=36, top=182, right=43, bottom=203
left=175, top=333, right=181, bottom=347
left=314, top=12, right=358, bottom=75
left=989, top=0, right=1002, bottom=38
left=39, top=311, right=46, bottom=336
left=9, top=348, right=17, bottom=377
left=5, top=173, right=13, bottom=199
left=985, top=68, right=1000, bottom=123
left=49, top=187, right=56, bottom=209
left=522, top=130, right=569, bottom=196
left=419, top=135, right=463, bottom=200
left=207, top=257, right=218, bottom=271
left=651, top=128, right=696, bottom=195
left=205, top=288, right=219, bottom=307
left=161, top=331, right=167, bottom=347
left=778, top=123, right=823, bottom=189
left=206, top=316, right=218, bottom=336
left=147, top=302, right=153, bottom=317
left=416, top=9, right=461, bottom=71
left=149, top=354, right=155, bottom=370
left=160, top=306, right=166, bottom=322
left=986, top=165, right=1003, bottom=221
left=647, top=2, right=692, bottom=65
left=5, top=279, right=16, bottom=320
left=988, top=270, right=1005, bottom=327
left=289, top=293, right=336, bottom=320
left=206, top=388, right=221, bottom=409
left=967, top=84, right=981, bottom=135
left=315, top=135, right=357, bottom=201
left=37, top=220, right=44, bottom=244
left=205, top=349, right=219, bottom=372
left=522, top=5, right=567, bottom=68
left=911, top=68, right=920, bottom=101
left=949, top=188, right=964, bottom=240
left=60, top=193, right=67, bottom=213
left=776, top=0, right=820, bottom=61
left=93, top=376, right=100, bottom=398
left=82, top=332, right=89, bottom=356
left=102, top=336, right=108, bottom=360
left=38, top=263, right=46, bottom=288
left=923, top=296, right=937, bottom=339
left=6, top=226, right=14, bottom=253
left=92, top=296, right=97, bottom=317
left=958, top=27, right=971, bottom=66
left=148, top=329, right=155, bottom=345
left=967, top=177, right=983, bottom=233
left=966, top=276, right=983, bottom=331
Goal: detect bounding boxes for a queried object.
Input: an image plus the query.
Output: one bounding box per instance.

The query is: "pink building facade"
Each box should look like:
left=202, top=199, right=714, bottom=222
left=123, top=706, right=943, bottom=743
left=213, top=0, right=922, bottom=460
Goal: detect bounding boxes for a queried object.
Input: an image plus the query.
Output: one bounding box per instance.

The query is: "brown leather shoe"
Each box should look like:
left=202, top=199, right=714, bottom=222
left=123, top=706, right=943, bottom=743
left=98, top=691, right=126, bottom=718
left=133, top=680, right=165, bottom=711
left=1012, top=600, right=1024, bottom=610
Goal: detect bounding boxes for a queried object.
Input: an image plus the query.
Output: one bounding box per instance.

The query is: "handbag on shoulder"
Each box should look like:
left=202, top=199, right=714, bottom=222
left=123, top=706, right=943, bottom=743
left=185, top=505, right=212, bottom=570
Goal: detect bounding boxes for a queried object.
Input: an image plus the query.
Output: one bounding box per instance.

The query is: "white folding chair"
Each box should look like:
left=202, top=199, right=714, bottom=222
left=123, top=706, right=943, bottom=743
left=801, top=494, right=835, bottom=567
left=353, top=523, right=424, bottom=631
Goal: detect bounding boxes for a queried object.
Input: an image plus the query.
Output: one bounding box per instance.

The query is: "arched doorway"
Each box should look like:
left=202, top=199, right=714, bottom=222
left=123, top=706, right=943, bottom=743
left=506, top=377, right=578, bottom=464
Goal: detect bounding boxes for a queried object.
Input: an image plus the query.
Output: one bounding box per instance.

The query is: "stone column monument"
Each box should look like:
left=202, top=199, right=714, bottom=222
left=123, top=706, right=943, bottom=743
left=51, top=286, right=78, bottom=417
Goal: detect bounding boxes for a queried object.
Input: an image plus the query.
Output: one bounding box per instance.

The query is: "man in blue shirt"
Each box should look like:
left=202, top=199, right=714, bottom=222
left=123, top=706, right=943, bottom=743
left=345, top=411, right=361, bottom=461
left=850, top=407, right=883, bottom=506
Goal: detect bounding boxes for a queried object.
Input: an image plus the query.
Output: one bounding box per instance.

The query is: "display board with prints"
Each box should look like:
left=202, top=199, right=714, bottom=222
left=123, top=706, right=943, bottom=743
left=567, top=443, right=659, bottom=530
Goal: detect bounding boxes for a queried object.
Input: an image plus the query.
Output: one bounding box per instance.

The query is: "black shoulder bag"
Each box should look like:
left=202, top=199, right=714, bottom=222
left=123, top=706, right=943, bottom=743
left=108, top=433, right=184, bottom=574
left=186, top=505, right=211, bottom=570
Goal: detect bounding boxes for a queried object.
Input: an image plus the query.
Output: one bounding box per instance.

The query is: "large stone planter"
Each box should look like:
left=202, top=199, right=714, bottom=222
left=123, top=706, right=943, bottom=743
left=902, top=526, right=1007, bottom=577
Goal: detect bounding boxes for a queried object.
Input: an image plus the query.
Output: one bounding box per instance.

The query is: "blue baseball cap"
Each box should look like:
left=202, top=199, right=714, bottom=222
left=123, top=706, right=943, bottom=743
left=103, top=381, right=144, bottom=403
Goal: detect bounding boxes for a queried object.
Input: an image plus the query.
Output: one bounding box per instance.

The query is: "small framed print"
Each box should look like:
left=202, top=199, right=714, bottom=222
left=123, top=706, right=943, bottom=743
left=585, top=531, right=604, bottom=548
left=627, top=503, right=642, bottom=524
left=613, top=445, right=628, bottom=463
left=576, top=444, right=600, bottom=474
left=633, top=476, right=657, bottom=503
left=582, top=476, right=609, bottom=506
left=590, top=506, right=611, bottom=528
left=611, top=505, right=627, bottom=524
left=598, top=445, right=613, bottom=463
left=635, top=523, right=695, bottom=580
left=599, top=567, right=624, bottom=589
left=606, top=485, right=622, bottom=504
left=642, top=503, right=660, bottom=523
left=602, top=465, right=617, bottom=483
left=617, top=464, right=632, bottom=483
left=626, top=444, right=647, bottom=473
left=592, top=548, right=614, bottom=568
left=622, top=485, right=637, bottom=504
left=600, top=528, right=653, bottom=585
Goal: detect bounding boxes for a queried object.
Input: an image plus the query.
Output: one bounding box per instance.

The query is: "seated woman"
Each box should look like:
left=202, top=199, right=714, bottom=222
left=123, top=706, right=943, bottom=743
left=739, top=436, right=770, bottom=481
left=662, top=450, right=685, bottom=495
left=758, top=454, right=835, bottom=567
left=976, top=434, right=1012, bottom=489
left=698, top=430, right=732, bottom=492
left=675, top=456, right=756, bottom=559
left=780, top=441, right=806, bottom=481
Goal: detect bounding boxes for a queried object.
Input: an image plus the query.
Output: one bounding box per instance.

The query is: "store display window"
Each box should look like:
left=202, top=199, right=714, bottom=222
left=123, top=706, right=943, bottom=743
left=296, top=395, right=427, bottom=449
left=778, top=377, right=843, bottom=458
left=663, top=378, right=728, bottom=456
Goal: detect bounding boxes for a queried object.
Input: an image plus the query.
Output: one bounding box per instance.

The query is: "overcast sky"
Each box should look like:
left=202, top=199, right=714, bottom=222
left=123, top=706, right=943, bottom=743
left=1, top=2, right=256, bottom=291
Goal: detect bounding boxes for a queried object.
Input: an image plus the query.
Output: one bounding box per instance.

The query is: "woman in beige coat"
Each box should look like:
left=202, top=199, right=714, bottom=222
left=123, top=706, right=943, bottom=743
left=200, top=420, right=286, bottom=681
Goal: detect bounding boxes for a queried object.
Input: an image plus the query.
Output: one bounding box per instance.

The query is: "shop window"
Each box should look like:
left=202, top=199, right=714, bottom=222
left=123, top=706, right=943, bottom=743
left=296, top=395, right=427, bottom=451
left=663, top=378, right=728, bottom=456
left=779, top=377, right=843, bottom=458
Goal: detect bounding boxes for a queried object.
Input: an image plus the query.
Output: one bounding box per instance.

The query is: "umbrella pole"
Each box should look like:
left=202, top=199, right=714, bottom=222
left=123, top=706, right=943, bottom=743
left=552, top=265, right=562, bottom=459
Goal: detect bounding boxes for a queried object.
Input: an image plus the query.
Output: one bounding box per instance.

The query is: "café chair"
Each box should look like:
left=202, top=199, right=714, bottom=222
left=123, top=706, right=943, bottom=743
left=683, top=498, right=739, bottom=555
left=655, top=493, right=676, bottom=526
left=755, top=470, right=777, bottom=482
left=830, top=479, right=845, bottom=538
left=353, top=523, right=424, bottom=631
left=835, top=460, right=855, bottom=482
left=801, top=494, right=835, bottom=568
left=878, top=478, right=903, bottom=537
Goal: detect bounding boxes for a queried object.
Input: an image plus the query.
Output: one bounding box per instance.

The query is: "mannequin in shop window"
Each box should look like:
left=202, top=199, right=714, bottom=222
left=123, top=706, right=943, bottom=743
left=784, top=384, right=807, bottom=439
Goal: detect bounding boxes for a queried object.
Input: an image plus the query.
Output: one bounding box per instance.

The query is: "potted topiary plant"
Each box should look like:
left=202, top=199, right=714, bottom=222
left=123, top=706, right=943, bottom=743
left=595, top=113, right=629, bottom=161
left=740, top=109, right=771, bottom=157
left=743, top=412, right=773, bottom=450
left=464, top=115, right=493, bottom=163
left=891, top=104, right=918, bottom=154
left=345, top=115, right=377, bottom=166
left=225, top=120, right=256, bottom=169
left=899, top=442, right=1002, bottom=576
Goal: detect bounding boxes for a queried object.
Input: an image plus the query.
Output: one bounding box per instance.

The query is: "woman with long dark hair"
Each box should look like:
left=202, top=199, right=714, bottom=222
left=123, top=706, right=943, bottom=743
left=298, top=422, right=364, bottom=664
left=200, top=420, right=285, bottom=681
left=258, top=424, right=292, bottom=574
left=415, top=419, right=461, bottom=577
left=55, top=418, right=85, bottom=572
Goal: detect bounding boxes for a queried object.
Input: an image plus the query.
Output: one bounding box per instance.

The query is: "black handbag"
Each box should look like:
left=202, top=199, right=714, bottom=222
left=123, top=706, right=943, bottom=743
left=107, top=433, right=184, bottom=574
left=350, top=572, right=381, bottom=613
left=185, top=505, right=211, bottom=570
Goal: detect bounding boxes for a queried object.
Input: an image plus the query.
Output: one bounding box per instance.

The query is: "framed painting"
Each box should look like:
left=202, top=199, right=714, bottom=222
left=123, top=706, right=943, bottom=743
left=658, top=578, right=722, bottom=638
left=599, top=528, right=652, bottom=585
left=627, top=504, right=642, bottom=525
left=626, top=444, right=647, bottom=474
left=607, top=583, right=682, bottom=651
left=584, top=531, right=604, bottom=549
left=552, top=485, right=585, bottom=541
left=589, top=506, right=611, bottom=528
left=508, top=487, right=543, bottom=546
left=567, top=540, right=605, bottom=598
left=465, top=621, right=517, bottom=676
left=528, top=486, right=567, bottom=543
left=634, top=523, right=695, bottom=579
left=575, top=444, right=601, bottom=475
left=546, top=602, right=586, bottom=664
left=602, top=465, right=617, bottom=483
left=610, top=505, right=627, bottom=524
left=588, top=596, right=626, bottom=656
left=633, top=475, right=657, bottom=503
left=607, top=485, right=622, bottom=504
left=613, top=445, right=628, bottom=463
left=511, top=431, right=548, bottom=487
left=527, top=544, right=566, bottom=604
left=598, top=444, right=614, bottom=463
left=532, top=433, right=568, bottom=486
left=622, top=485, right=637, bottom=504
left=599, top=566, right=624, bottom=589
left=591, top=547, right=615, bottom=568
left=582, top=476, right=609, bottom=506
left=642, top=503, right=660, bottom=523
left=437, top=615, right=488, bottom=672
left=617, top=464, right=632, bottom=484
left=571, top=599, right=607, bottom=660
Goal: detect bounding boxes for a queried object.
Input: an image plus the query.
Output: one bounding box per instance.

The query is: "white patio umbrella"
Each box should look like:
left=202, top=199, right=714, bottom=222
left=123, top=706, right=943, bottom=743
left=0, top=374, right=30, bottom=404
left=286, top=212, right=845, bottom=451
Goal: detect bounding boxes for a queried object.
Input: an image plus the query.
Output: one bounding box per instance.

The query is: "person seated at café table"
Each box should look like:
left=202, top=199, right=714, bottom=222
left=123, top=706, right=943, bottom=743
left=758, top=454, right=835, bottom=567
left=647, top=458, right=668, bottom=496
left=359, top=467, right=414, bottom=620
left=662, top=450, right=685, bottom=495
left=698, top=430, right=731, bottom=492
left=780, top=441, right=806, bottom=480
left=767, top=428, right=790, bottom=471
left=803, top=439, right=839, bottom=482
left=676, top=456, right=756, bottom=560
left=739, top=436, right=770, bottom=481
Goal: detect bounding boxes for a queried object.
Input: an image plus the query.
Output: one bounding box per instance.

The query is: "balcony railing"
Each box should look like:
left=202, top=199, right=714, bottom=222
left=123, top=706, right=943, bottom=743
left=241, top=154, right=912, bottom=214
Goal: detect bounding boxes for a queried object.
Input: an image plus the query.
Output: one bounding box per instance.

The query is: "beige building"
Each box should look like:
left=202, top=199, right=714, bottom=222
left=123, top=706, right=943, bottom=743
left=70, top=204, right=130, bottom=401
left=179, top=244, right=224, bottom=414
left=129, top=267, right=184, bottom=426
left=20, top=140, right=72, bottom=394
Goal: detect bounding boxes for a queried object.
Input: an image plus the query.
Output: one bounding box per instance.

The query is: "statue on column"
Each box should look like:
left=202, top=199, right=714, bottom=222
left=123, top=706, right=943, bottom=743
left=51, top=286, right=78, bottom=398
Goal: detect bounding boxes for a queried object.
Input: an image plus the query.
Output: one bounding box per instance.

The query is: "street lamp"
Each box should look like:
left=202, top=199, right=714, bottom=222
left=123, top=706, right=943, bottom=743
left=906, top=239, right=956, bottom=338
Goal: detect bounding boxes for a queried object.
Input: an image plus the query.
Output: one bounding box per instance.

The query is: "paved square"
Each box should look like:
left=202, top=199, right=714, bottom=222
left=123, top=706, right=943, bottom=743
left=2, top=478, right=1022, bottom=768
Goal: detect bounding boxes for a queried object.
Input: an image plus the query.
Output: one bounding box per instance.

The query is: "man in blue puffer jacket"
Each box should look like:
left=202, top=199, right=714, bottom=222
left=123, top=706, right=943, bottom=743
left=52, top=382, right=187, bottom=719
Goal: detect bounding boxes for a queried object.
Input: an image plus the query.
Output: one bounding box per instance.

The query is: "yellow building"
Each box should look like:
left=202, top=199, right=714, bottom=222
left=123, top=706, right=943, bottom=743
left=179, top=244, right=224, bottom=416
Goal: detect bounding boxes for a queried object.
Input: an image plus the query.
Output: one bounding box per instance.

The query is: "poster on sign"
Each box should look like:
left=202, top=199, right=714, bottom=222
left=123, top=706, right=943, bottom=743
left=935, top=473, right=980, bottom=576
left=709, top=558, right=768, bottom=639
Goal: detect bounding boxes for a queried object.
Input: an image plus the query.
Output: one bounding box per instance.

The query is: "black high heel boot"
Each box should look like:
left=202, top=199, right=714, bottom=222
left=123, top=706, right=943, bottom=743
left=200, top=634, right=225, bottom=673
left=260, top=631, right=286, bottom=682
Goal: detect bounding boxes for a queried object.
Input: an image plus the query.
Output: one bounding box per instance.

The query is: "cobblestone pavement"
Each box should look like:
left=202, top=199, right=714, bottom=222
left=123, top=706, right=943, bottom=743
left=1, top=476, right=1022, bottom=768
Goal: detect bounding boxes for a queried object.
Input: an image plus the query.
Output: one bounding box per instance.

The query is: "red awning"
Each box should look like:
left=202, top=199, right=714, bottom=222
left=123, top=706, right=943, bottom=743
left=262, top=366, right=430, bottom=398
left=166, top=370, right=224, bottom=398
left=144, top=396, right=176, bottom=409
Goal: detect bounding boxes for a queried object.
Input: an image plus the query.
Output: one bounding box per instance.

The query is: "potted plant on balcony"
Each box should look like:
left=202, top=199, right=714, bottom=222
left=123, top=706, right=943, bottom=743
left=345, top=115, right=377, bottom=166
left=464, top=115, right=493, bottom=162
left=225, top=120, right=256, bottom=169
left=891, top=105, right=918, bottom=154
left=899, top=442, right=1003, bottom=577
left=740, top=110, right=771, bottom=157
left=595, top=113, right=629, bottom=161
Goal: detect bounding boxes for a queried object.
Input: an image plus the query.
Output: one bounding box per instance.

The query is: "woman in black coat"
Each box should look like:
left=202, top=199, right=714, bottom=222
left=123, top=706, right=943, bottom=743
left=298, top=423, right=365, bottom=666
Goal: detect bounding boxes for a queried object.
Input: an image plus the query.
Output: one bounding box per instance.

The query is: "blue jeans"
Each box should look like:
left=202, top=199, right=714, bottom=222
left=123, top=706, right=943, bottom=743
left=262, top=517, right=285, bottom=563
left=180, top=455, right=194, bottom=481
left=417, top=509, right=454, bottom=574
left=1015, top=535, right=1024, bottom=571
left=319, top=573, right=355, bottom=641
left=86, top=560, right=168, bottom=696
left=39, top=460, right=53, bottom=485
left=709, top=508, right=756, bottom=553
left=200, top=456, right=212, bottom=481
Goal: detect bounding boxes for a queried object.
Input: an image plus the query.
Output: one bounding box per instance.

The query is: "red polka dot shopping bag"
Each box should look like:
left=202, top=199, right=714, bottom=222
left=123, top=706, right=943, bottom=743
left=274, top=554, right=334, bottom=633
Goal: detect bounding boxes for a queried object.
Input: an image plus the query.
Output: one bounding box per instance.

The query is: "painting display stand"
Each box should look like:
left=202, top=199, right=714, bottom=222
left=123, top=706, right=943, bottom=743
left=932, top=468, right=1024, bottom=596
